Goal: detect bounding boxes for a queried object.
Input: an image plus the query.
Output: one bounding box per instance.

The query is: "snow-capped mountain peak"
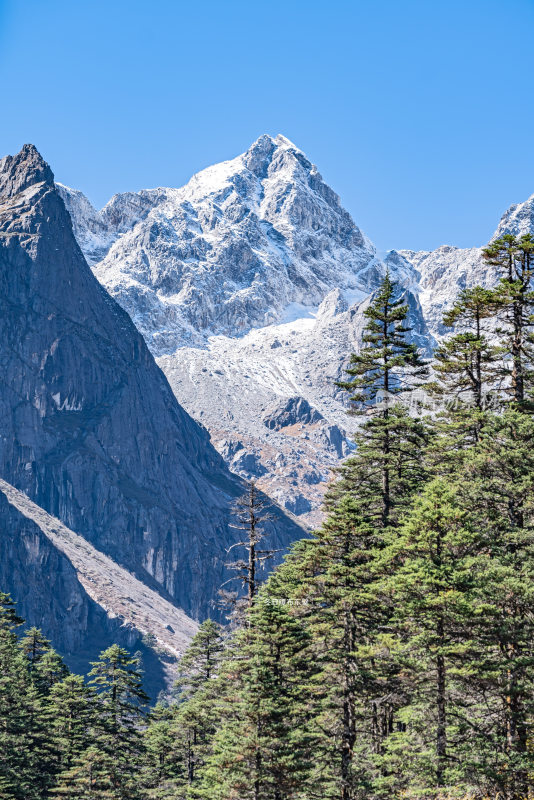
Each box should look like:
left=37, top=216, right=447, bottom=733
left=493, top=192, right=534, bottom=239
left=59, top=134, right=389, bottom=355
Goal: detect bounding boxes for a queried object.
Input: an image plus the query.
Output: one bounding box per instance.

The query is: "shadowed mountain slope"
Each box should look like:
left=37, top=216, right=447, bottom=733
left=0, top=145, right=304, bottom=657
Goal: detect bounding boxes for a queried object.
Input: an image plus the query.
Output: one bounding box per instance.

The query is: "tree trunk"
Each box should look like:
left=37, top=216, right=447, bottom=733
left=249, top=484, right=256, bottom=607
left=512, top=299, right=524, bottom=404
left=341, top=610, right=356, bottom=800
left=382, top=311, right=391, bottom=527
left=435, top=530, right=447, bottom=789
left=436, top=633, right=446, bottom=787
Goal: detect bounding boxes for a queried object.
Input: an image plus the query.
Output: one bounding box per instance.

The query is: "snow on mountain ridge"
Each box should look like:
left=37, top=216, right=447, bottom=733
left=59, top=134, right=534, bottom=524
left=493, top=192, right=534, bottom=239
left=60, top=134, right=392, bottom=354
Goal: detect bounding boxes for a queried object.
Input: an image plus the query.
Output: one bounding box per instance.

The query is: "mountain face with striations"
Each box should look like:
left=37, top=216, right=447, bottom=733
left=399, top=193, right=534, bottom=337
left=60, top=135, right=534, bottom=525
left=0, top=144, right=303, bottom=687
left=57, top=135, right=428, bottom=525
left=58, top=134, right=389, bottom=354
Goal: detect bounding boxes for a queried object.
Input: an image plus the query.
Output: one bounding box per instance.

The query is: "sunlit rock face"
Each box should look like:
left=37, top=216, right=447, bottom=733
left=59, top=134, right=381, bottom=354
left=60, top=135, right=534, bottom=525
left=0, top=144, right=304, bottom=664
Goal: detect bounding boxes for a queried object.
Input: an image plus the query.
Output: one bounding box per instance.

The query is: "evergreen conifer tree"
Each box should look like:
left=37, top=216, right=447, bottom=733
left=47, top=674, right=96, bottom=775
left=140, top=703, right=183, bottom=798
left=169, top=620, right=226, bottom=790
left=55, top=645, right=148, bottom=799
left=0, top=595, right=48, bottom=800
left=223, top=482, right=278, bottom=616
left=20, top=627, right=69, bottom=695
left=482, top=233, right=534, bottom=405
left=374, top=479, right=487, bottom=798
left=336, top=272, right=429, bottom=526
left=457, top=410, right=534, bottom=797
left=193, top=600, right=313, bottom=800
left=175, top=619, right=225, bottom=700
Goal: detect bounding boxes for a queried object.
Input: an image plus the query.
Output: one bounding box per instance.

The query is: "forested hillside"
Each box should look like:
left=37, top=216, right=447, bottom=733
left=2, top=232, right=534, bottom=799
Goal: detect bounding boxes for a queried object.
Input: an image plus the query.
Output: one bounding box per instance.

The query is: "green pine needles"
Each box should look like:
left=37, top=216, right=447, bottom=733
left=4, top=250, right=534, bottom=799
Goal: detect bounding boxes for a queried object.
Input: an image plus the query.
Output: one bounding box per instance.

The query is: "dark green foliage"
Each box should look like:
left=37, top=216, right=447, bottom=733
left=193, top=601, right=314, bottom=800
left=20, top=628, right=69, bottom=695
left=175, top=619, right=225, bottom=699
left=4, top=238, right=534, bottom=800
left=139, top=704, right=183, bottom=798
left=51, top=645, right=148, bottom=799
left=334, top=272, right=429, bottom=527
left=337, top=271, right=428, bottom=407
left=428, top=286, right=502, bottom=412
left=482, top=233, right=534, bottom=405
left=47, top=675, right=96, bottom=775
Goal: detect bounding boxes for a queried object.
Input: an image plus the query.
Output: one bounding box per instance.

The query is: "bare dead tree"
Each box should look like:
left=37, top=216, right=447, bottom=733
left=220, top=481, right=280, bottom=619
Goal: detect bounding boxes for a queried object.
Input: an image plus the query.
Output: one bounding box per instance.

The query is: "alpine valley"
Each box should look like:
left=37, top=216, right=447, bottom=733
left=59, top=134, right=534, bottom=526
left=2, top=134, right=533, bottom=694
left=0, top=143, right=303, bottom=695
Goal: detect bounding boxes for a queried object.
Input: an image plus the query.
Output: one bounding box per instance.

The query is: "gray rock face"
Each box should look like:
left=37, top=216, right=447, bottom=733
left=157, top=301, right=363, bottom=527
left=0, top=145, right=304, bottom=659
left=494, top=193, right=534, bottom=238
left=263, top=397, right=324, bottom=430
left=59, top=134, right=534, bottom=526
left=58, top=137, right=422, bottom=525
left=398, top=194, right=534, bottom=339
left=0, top=486, right=184, bottom=698
left=61, top=135, right=380, bottom=354
left=0, top=144, right=53, bottom=197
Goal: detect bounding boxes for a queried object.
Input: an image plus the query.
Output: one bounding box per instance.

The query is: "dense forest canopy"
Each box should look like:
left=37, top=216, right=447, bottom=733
left=2, top=233, right=534, bottom=799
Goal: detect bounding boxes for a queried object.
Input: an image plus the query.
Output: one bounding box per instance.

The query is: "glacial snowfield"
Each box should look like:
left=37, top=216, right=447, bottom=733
left=58, top=135, right=534, bottom=526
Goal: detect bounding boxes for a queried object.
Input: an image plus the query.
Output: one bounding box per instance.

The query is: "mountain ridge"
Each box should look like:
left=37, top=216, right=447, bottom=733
left=0, top=143, right=304, bottom=686
left=57, top=135, right=534, bottom=524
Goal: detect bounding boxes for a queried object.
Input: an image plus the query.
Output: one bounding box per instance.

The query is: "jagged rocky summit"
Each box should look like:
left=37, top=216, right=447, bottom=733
left=58, top=135, right=428, bottom=525
left=59, top=135, right=534, bottom=526
left=0, top=144, right=303, bottom=689
left=59, top=134, right=382, bottom=354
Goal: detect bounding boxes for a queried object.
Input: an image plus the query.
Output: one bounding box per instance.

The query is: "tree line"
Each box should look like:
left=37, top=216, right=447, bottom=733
left=1, top=233, right=534, bottom=799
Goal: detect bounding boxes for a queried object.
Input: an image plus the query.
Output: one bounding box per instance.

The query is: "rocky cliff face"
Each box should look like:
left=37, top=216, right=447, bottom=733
left=59, top=135, right=534, bottom=525
left=398, top=199, right=534, bottom=339
left=59, top=136, right=427, bottom=524
left=0, top=144, right=304, bottom=662
left=0, top=479, right=198, bottom=698
left=60, top=135, right=384, bottom=354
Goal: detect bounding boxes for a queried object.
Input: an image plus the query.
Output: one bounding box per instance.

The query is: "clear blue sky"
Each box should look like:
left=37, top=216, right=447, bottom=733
left=1, top=0, right=533, bottom=251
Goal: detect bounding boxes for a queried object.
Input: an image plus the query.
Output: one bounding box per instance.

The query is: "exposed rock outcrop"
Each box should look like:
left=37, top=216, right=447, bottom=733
left=59, top=135, right=534, bottom=525
left=0, top=145, right=304, bottom=670
left=0, top=479, right=198, bottom=697
left=60, top=135, right=382, bottom=354
left=263, top=397, right=324, bottom=430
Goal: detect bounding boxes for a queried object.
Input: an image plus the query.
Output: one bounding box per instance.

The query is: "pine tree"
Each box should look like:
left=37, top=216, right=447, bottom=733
left=54, top=645, right=148, bottom=799
left=374, top=478, right=487, bottom=798
left=193, top=600, right=314, bottom=800
left=141, top=703, right=183, bottom=798
left=336, top=272, right=429, bottom=526
left=482, top=233, right=534, bottom=406
left=47, top=674, right=96, bottom=775
left=20, top=627, right=69, bottom=695
left=457, top=410, right=534, bottom=798
left=175, top=619, right=225, bottom=700
left=258, top=496, right=397, bottom=799
left=141, top=621, right=226, bottom=797
left=0, top=594, right=48, bottom=800
left=50, top=745, right=118, bottom=800
left=431, top=286, right=502, bottom=410
left=171, top=620, right=225, bottom=789
left=223, top=482, right=279, bottom=616
left=338, top=273, right=428, bottom=408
